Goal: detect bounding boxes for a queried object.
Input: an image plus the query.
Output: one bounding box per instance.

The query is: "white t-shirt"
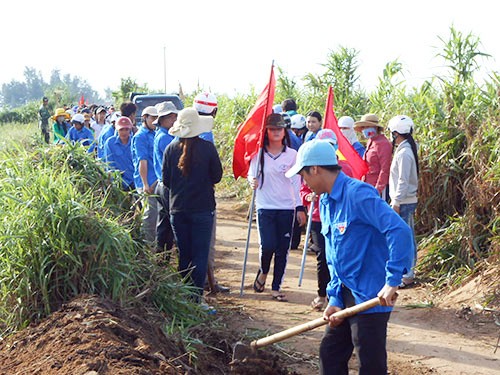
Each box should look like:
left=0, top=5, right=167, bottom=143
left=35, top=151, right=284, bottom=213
left=91, top=122, right=105, bottom=141
left=248, top=147, right=302, bottom=210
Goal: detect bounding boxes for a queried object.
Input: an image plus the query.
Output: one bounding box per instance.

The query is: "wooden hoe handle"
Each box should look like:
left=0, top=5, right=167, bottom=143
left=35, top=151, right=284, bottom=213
left=251, top=297, right=381, bottom=349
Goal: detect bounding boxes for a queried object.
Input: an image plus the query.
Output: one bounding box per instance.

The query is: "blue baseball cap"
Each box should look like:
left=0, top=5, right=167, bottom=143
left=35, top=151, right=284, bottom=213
left=285, top=139, right=338, bottom=178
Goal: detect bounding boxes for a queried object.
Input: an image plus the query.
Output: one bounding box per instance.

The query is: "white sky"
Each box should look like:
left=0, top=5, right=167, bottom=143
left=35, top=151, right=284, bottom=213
left=1, top=0, right=498, bottom=99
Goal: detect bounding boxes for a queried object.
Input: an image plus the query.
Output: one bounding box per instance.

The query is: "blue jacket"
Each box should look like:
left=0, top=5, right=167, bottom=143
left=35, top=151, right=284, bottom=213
left=66, top=126, right=95, bottom=153
left=153, top=127, right=175, bottom=181
left=320, top=172, right=413, bottom=313
left=104, top=135, right=134, bottom=189
left=132, top=126, right=157, bottom=189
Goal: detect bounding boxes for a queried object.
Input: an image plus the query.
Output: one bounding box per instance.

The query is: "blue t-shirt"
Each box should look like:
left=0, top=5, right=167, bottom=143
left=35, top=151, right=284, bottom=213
left=153, top=127, right=175, bottom=181
left=97, top=124, right=116, bottom=159
left=198, top=131, right=214, bottom=144
left=287, top=129, right=302, bottom=151
left=66, top=126, right=95, bottom=153
left=104, top=134, right=134, bottom=189
left=131, top=125, right=157, bottom=188
left=320, top=172, right=413, bottom=314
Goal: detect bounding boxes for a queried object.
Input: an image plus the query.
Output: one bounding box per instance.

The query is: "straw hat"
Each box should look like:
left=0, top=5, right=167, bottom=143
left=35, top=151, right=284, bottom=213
left=168, top=107, right=213, bottom=138
left=52, top=108, right=70, bottom=121
left=354, top=113, right=383, bottom=130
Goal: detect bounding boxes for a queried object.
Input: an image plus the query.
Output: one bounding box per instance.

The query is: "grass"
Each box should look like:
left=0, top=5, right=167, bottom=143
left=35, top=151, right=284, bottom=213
left=0, top=139, right=213, bottom=338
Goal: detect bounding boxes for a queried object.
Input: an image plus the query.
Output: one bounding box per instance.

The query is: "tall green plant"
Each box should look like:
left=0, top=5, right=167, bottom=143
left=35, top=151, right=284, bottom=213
left=0, top=143, right=208, bottom=334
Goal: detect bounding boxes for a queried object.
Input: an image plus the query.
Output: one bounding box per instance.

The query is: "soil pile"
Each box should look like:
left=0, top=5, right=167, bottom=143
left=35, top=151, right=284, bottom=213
left=0, top=294, right=300, bottom=375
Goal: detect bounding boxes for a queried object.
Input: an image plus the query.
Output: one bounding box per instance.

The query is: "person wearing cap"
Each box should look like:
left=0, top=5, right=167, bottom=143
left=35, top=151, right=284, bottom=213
left=388, top=115, right=419, bottom=288
left=52, top=108, right=71, bottom=144
left=300, top=129, right=353, bottom=311
left=285, top=139, right=413, bottom=375
left=338, top=115, right=365, bottom=158
left=290, top=113, right=308, bottom=143
left=281, top=98, right=304, bottom=151
left=162, top=107, right=223, bottom=306
left=193, top=92, right=231, bottom=295
left=194, top=92, right=218, bottom=144
left=103, top=116, right=135, bottom=190
left=305, top=111, right=323, bottom=142
left=354, top=113, right=392, bottom=200
left=153, top=102, right=178, bottom=258
left=249, top=113, right=306, bottom=302
left=91, top=107, right=107, bottom=140
left=66, top=113, right=95, bottom=153
left=38, top=96, right=51, bottom=143
left=281, top=112, right=302, bottom=152
left=132, top=105, right=159, bottom=245
left=120, top=101, right=138, bottom=133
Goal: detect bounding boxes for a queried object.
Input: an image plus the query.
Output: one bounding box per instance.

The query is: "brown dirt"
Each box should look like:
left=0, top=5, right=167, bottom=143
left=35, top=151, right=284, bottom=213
left=0, top=197, right=499, bottom=374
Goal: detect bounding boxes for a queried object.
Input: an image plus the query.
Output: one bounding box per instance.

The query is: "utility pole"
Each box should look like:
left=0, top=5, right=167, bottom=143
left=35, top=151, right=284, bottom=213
left=163, top=46, right=167, bottom=93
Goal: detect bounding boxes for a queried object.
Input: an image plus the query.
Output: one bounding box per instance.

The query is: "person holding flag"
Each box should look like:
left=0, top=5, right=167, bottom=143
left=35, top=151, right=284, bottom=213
left=248, top=113, right=306, bottom=302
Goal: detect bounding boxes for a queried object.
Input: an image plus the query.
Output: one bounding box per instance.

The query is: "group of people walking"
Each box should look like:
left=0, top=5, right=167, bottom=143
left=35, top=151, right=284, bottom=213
left=39, top=93, right=420, bottom=374
left=38, top=94, right=229, bottom=311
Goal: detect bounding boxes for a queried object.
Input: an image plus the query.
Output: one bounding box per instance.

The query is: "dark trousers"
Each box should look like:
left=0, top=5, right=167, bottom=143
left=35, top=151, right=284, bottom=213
left=170, top=210, right=214, bottom=302
left=156, top=183, right=174, bottom=255
left=319, top=287, right=390, bottom=375
left=257, top=209, right=294, bottom=291
left=310, top=221, right=329, bottom=298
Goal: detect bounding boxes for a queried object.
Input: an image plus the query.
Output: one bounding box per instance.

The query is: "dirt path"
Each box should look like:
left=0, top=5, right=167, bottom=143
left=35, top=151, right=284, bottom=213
left=211, top=198, right=500, bottom=374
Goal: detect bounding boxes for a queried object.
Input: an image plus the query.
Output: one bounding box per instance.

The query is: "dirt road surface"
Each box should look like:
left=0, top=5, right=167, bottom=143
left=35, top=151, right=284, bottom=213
left=212, top=198, right=500, bottom=374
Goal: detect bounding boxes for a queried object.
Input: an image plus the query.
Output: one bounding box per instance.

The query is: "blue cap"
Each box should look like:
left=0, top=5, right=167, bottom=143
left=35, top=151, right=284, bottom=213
left=285, top=139, right=338, bottom=178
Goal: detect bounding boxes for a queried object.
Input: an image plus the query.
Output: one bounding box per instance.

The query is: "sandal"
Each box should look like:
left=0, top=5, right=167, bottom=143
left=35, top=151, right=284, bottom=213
left=253, top=270, right=265, bottom=293
left=311, top=296, right=326, bottom=310
left=271, top=292, right=288, bottom=302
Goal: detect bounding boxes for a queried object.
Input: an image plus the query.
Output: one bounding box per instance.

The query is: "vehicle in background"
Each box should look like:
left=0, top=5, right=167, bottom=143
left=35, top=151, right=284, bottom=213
left=130, top=93, right=184, bottom=126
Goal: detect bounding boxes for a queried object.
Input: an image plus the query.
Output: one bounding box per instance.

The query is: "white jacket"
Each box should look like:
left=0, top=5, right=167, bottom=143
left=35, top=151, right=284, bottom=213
left=389, top=140, right=418, bottom=206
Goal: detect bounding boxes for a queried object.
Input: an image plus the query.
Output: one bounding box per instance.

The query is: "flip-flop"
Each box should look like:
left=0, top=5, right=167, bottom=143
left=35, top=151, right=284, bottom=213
left=271, top=293, right=288, bottom=302
left=253, top=271, right=265, bottom=293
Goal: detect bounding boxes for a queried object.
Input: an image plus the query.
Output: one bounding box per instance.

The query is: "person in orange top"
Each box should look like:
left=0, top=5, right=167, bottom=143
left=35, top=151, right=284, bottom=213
left=354, top=114, right=392, bottom=201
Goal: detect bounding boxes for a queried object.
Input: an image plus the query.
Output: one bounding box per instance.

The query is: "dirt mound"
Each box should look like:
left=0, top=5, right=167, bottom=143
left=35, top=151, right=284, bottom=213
left=0, top=295, right=186, bottom=374
left=0, top=295, right=301, bottom=375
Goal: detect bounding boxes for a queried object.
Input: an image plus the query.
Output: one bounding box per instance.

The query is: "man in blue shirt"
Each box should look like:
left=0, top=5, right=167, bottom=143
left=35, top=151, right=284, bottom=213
left=153, top=101, right=178, bottom=257
left=66, top=113, right=95, bottom=153
left=132, top=106, right=158, bottom=245
left=286, top=139, right=413, bottom=375
left=103, top=116, right=134, bottom=190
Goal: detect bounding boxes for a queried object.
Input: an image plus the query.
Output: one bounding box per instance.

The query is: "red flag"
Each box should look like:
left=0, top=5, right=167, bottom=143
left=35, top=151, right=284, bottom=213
left=323, top=86, right=368, bottom=180
left=232, top=65, right=276, bottom=179
left=79, top=94, right=85, bottom=106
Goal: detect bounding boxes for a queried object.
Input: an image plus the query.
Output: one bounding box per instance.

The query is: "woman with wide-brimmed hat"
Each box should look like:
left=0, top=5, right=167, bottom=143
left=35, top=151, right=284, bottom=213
left=52, top=108, right=71, bottom=144
left=354, top=114, right=392, bottom=200
left=162, top=107, right=223, bottom=308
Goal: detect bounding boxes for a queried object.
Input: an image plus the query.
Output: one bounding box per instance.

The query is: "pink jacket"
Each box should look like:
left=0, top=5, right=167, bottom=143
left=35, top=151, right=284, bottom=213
left=362, top=134, right=392, bottom=194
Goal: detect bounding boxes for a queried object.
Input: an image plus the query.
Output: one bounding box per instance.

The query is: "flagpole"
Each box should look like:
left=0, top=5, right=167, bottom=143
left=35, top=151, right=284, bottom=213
left=239, top=61, right=275, bottom=296
left=298, top=193, right=316, bottom=287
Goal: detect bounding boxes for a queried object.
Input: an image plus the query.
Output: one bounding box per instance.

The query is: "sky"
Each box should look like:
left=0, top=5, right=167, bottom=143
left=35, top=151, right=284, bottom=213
left=1, top=0, right=498, bottom=101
